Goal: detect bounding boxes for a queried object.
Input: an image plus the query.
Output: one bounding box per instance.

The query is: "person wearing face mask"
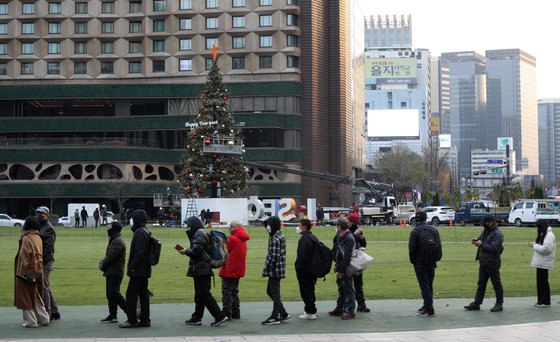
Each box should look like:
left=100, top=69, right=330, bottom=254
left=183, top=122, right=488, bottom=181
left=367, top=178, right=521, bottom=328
left=99, top=221, right=127, bottom=323
left=295, top=219, right=318, bottom=320
left=347, top=213, right=370, bottom=313
left=36, top=206, right=60, bottom=321
left=464, top=214, right=504, bottom=312
left=329, top=217, right=356, bottom=320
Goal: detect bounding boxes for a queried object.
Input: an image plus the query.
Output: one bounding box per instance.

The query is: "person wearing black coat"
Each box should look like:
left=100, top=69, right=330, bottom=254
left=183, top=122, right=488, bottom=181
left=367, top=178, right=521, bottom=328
left=329, top=217, right=357, bottom=320
left=37, top=206, right=60, bottom=320
left=295, top=219, right=318, bottom=320
left=347, top=213, right=370, bottom=312
left=99, top=221, right=127, bottom=323
left=120, top=209, right=151, bottom=328
left=179, top=216, right=228, bottom=327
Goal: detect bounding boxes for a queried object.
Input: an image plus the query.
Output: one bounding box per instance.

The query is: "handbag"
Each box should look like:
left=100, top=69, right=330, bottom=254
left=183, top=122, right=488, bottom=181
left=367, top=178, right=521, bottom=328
left=346, top=247, right=374, bottom=276
left=17, top=249, right=42, bottom=284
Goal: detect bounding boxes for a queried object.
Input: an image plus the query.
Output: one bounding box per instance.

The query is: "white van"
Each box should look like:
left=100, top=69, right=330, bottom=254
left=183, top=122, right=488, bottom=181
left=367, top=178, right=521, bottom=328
left=508, top=200, right=560, bottom=226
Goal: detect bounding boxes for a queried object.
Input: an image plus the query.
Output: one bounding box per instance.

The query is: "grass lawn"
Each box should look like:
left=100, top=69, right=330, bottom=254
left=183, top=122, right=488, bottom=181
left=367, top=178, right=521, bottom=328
left=1, top=224, right=558, bottom=307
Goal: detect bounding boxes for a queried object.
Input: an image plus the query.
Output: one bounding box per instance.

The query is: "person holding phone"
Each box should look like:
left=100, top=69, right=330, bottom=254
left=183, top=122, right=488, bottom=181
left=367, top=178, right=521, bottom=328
left=529, top=219, right=556, bottom=307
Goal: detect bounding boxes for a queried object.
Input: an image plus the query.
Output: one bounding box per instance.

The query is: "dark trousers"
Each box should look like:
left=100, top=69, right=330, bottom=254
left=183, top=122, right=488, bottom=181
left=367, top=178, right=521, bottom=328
left=221, top=277, right=240, bottom=317
left=125, top=276, right=150, bottom=324
left=536, top=268, right=550, bottom=305
left=335, top=274, right=356, bottom=314
left=191, top=275, right=224, bottom=321
left=266, top=277, right=286, bottom=317
left=82, top=218, right=87, bottom=227
left=474, top=263, right=504, bottom=305
left=353, top=273, right=366, bottom=308
left=74, top=218, right=79, bottom=227
left=413, top=263, right=435, bottom=311
left=297, top=273, right=317, bottom=314
left=106, top=275, right=127, bottom=318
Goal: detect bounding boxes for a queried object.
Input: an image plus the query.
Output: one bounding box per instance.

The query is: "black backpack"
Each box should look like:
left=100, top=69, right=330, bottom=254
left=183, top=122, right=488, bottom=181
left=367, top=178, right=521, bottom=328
left=418, top=226, right=442, bottom=264
left=143, top=228, right=161, bottom=266
left=307, top=235, right=333, bottom=278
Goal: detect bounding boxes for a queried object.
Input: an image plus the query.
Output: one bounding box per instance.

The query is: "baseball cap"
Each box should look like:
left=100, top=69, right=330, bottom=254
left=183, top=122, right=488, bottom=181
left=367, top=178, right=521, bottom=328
left=36, top=206, right=50, bottom=215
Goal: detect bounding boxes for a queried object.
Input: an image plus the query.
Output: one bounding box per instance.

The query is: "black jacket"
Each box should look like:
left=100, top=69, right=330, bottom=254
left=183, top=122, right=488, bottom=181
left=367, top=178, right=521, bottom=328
left=39, top=220, right=56, bottom=264
left=349, top=223, right=367, bottom=248
left=475, top=223, right=504, bottom=266
left=127, top=227, right=151, bottom=278
left=408, top=221, right=440, bottom=265
left=333, top=230, right=355, bottom=274
left=186, top=229, right=213, bottom=277
left=100, top=233, right=126, bottom=278
left=295, top=232, right=316, bottom=275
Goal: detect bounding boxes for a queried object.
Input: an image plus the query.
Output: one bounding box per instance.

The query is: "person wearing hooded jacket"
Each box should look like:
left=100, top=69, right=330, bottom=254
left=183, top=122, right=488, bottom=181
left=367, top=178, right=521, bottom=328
left=180, top=216, right=228, bottom=327
left=36, top=206, right=60, bottom=321
left=219, top=220, right=250, bottom=320
left=529, top=219, right=556, bottom=307
left=120, top=209, right=151, bottom=328
left=99, top=221, right=127, bottom=323
left=261, top=216, right=290, bottom=325
left=329, top=217, right=357, bottom=320
left=347, top=213, right=370, bottom=313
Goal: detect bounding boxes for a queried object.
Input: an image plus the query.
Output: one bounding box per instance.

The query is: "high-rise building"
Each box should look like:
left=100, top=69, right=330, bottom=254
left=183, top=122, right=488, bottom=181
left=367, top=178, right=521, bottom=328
left=364, top=14, right=411, bottom=49
left=0, top=0, right=364, bottom=216
left=538, top=98, right=560, bottom=186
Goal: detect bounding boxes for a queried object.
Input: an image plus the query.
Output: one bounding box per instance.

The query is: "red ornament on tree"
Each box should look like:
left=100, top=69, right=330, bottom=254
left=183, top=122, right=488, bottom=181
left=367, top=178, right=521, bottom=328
left=197, top=189, right=203, bottom=194
left=223, top=96, right=227, bottom=100
left=193, top=133, right=197, bottom=136
left=212, top=180, right=218, bottom=184
left=200, top=106, right=204, bottom=110
left=187, top=189, right=193, bottom=194
left=205, top=139, right=211, bottom=145
left=212, top=154, right=217, bottom=158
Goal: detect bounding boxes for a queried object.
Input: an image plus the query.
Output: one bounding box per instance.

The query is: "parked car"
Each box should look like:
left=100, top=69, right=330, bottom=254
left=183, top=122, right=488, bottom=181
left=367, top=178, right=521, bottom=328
left=455, top=202, right=509, bottom=226
left=58, top=216, right=73, bottom=227
left=408, top=206, right=455, bottom=226
left=508, top=200, right=560, bottom=227
left=397, top=205, right=416, bottom=222
left=0, top=214, right=25, bottom=227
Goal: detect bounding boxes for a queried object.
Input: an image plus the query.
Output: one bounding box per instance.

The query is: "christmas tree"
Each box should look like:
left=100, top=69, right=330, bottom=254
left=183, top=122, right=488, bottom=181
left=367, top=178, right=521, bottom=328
left=178, top=52, right=248, bottom=197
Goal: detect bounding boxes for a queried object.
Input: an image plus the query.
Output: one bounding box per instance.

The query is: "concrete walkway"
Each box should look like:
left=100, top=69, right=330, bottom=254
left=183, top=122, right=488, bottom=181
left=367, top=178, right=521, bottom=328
left=1, top=297, right=560, bottom=341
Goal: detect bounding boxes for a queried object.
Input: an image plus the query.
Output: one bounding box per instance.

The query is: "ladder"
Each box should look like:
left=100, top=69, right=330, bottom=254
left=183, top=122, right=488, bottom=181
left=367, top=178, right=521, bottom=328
left=186, top=197, right=197, bottom=218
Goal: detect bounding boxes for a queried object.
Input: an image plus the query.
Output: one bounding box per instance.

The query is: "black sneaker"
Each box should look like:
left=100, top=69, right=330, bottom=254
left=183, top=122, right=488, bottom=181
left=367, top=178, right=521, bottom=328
left=357, top=306, right=371, bottom=313
left=210, top=316, right=228, bottom=327
left=261, top=316, right=281, bottom=325
left=138, top=321, right=151, bottom=327
left=417, top=306, right=425, bottom=314
left=232, top=313, right=241, bottom=319
left=464, top=302, right=480, bottom=311
left=278, top=312, right=291, bottom=321
left=100, top=316, right=118, bottom=323
left=51, top=312, right=61, bottom=320
left=119, top=321, right=138, bottom=328
left=490, top=304, right=503, bottom=312
left=417, top=310, right=436, bottom=317
left=185, top=319, right=202, bottom=326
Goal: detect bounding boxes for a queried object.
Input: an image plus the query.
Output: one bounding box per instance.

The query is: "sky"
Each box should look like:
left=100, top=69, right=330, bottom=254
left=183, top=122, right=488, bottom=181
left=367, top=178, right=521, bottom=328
left=357, top=0, right=557, bottom=99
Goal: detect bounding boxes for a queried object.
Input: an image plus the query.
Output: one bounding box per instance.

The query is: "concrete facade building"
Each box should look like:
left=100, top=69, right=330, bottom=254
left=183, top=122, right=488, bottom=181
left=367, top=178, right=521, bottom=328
left=538, top=98, right=560, bottom=186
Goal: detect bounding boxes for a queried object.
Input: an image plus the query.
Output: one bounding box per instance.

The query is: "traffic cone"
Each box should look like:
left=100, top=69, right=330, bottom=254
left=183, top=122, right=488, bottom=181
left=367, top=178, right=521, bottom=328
left=399, top=219, right=403, bottom=226
left=449, top=219, right=453, bottom=227
left=281, top=220, right=284, bottom=228
left=313, top=220, right=316, bottom=227
left=208, top=222, right=212, bottom=228
left=404, top=220, right=407, bottom=227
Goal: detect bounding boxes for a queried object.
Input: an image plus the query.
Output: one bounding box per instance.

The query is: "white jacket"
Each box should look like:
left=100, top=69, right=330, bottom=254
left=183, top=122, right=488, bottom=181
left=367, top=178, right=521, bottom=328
left=531, top=227, right=556, bottom=270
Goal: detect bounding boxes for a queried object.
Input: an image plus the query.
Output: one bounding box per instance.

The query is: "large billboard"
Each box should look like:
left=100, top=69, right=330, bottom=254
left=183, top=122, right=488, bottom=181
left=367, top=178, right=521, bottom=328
left=367, top=109, right=419, bottom=140
left=365, top=58, right=418, bottom=85
left=497, top=137, right=513, bottom=150
left=439, top=134, right=451, bottom=148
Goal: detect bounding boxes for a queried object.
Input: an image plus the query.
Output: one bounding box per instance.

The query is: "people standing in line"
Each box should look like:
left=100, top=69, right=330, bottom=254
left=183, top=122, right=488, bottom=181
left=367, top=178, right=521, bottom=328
left=261, top=216, right=290, bottom=325
left=99, top=221, right=127, bottom=323
left=100, top=205, right=108, bottom=226
left=93, top=208, right=100, bottom=228
left=180, top=216, right=228, bottom=327
left=36, top=206, right=60, bottom=321
left=295, top=218, right=318, bottom=320
left=74, top=208, right=80, bottom=228
left=120, top=209, right=151, bottom=328
left=219, top=220, right=250, bottom=320
left=347, top=213, right=370, bottom=313
left=408, top=211, right=442, bottom=317
left=464, top=214, right=504, bottom=312
left=80, top=206, right=88, bottom=228
left=529, top=219, right=556, bottom=307
left=329, top=217, right=356, bottom=320
left=316, top=204, right=324, bottom=226
left=15, top=216, right=50, bottom=328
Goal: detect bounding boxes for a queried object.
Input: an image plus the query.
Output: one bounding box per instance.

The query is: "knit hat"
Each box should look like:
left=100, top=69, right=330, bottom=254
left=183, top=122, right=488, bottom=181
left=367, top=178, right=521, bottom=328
left=347, top=213, right=360, bottom=222
left=229, top=220, right=242, bottom=232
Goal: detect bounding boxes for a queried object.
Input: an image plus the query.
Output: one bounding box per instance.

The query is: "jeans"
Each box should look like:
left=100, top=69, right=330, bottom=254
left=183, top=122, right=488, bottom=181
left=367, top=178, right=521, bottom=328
left=297, top=273, right=317, bottom=314
left=266, top=277, right=287, bottom=317
left=353, top=273, right=366, bottom=308
left=125, top=276, right=150, bottom=324
left=413, top=263, right=435, bottom=311
left=221, top=277, right=240, bottom=317
left=474, top=263, right=504, bottom=305
left=334, top=274, right=355, bottom=314
left=43, top=260, right=59, bottom=315
left=191, top=275, right=224, bottom=321
left=106, top=275, right=127, bottom=318
left=536, top=268, right=550, bottom=305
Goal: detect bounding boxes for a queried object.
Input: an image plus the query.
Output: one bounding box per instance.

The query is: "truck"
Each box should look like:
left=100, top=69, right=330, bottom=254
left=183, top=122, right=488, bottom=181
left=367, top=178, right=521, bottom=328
left=454, top=202, right=510, bottom=226
left=508, top=199, right=560, bottom=227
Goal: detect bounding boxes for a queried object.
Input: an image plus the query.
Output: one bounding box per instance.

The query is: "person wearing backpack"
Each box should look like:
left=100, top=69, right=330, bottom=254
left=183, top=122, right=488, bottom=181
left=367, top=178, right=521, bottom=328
left=295, top=218, right=318, bottom=320
left=408, top=211, right=442, bottom=317
left=347, top=213, right=370, bottom=313
left=179, top=216, right=228, bottom=327
left=219, top=220, right=250, bottom=320
left=120, top=209, right=151, bottom=328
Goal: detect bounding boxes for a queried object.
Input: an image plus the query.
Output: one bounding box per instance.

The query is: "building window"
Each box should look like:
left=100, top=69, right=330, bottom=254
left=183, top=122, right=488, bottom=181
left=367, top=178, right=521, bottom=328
left=259, top=15, right=272, bottom=27
left=259, top=35, right=272, bottom=47
left=286, top=14, right=299, bottom=26
left=21, top=42, right=34, bottom=54
left=129, top=1, right=142, bottom=12
left=232, top=16, right=245, bottom=28
left=48, top=22, right=61, bottom=34
left=153, top=19, right=165, bottom=31
left=179, top=18, right=191, bottom=30
left=74, top=62, right=87, bottom=74
left=48, top=2, right=61, bottom=13
left=153, top=60, right=165, bottom=72
left=101, top=42, right=114, bottom=53
left=179, top=38, right=192, bottom=51
left=232, top=36, right=245, bottom=48
left=205, top=58, right=212, bottom=70
left=287, top=34, right=298, bottom=47
left=47, top=62, right=60, bottom=74
left=232, top=0, right=244, bottom=7
left=129, top=41, right=142, bottom=53
left=102, top=22, right=114, bottom=33
left=0, top=23, right=7, bottom=35
left=287, top=55, right=299, bottom=68
left=286, top=0, right=297, bottom=4
left=101, top=62, right=113, bottom=73
left=153, top=40, right=165, bottom=52
left=75, top=22, right=87, bottom=33
left=179, top=59, right=191, bottom=71
left=259, top=55, right=272, bottom=68
left=22, top=23, right=34, bottom=34
left=206, top=0, right=218, bottom=8
left=75, top=42, right=87, bottom=54
left=48, top=42, right=60, bottom=54
left=75, top=2, right=88, bottom=14
left=205, top=37, right=218, bottom=49
left=0, top=43, right=6, bottom=54
left=0, top=4, right=8, bottom=14
left=129, top=21, right=142, bottom=33
left=153, top=0, right=165, bottom=11
left=260, top=0, right=271, bottom=5
left=180, top=0, right=192, bottom=9
left=365, top=102, right=370, bottom=109
left=22, top=3, right=35, bottom=14
left=206, top=17, right=218, bottom=29
left=102, top=2, right=115, bottom=13
left=0, top=63, right=6, bottom=75
left=232, top=56, right=245, bottom=69
left=21, top=62, right=33, bottom=75
left=401, top=101, right=407, bottom=108
left=129, top=61, right=141, bottom=73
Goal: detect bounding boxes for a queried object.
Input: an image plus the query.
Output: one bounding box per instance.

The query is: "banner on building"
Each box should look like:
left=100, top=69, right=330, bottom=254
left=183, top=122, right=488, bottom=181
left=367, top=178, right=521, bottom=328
left=439, top=134, right=451, bottom=148
left=497, top=137, right=513, bottom=150
left=430, top=117, right=439, bottom=135
left=365, top=58, right=418, bottom=85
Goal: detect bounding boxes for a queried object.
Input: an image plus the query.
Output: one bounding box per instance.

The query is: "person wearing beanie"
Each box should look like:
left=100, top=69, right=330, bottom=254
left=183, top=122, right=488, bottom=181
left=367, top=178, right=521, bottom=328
left=219, top=220, right=250, bottom=319
left=347, top=213, right=370, bottom=313
left=120, top=209, right=151, bottom=328
left=329, top=217, right=357, bottom=320
left=36, top=206, right=60, bottom=321
left=99, top=221, right=127, bottom=323
left=295, top=218, right=318, bottom=320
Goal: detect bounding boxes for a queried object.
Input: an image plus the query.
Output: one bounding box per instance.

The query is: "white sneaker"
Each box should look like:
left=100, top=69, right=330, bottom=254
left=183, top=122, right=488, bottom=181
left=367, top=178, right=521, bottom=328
left=298, top=312, right=317, bottom=320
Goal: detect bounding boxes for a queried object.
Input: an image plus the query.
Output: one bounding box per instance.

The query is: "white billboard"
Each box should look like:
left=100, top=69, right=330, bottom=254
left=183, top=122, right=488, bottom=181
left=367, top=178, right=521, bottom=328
left=439, top=134, right=451, bottom=148
left=367, top=109, right=419, bottom=139
left=497, top=137, right=513, bottom=150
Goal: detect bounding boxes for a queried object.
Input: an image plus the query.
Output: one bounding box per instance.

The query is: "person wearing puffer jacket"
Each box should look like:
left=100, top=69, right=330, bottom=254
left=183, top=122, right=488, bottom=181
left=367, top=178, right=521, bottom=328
left=529, top=219, right=556, bottom=307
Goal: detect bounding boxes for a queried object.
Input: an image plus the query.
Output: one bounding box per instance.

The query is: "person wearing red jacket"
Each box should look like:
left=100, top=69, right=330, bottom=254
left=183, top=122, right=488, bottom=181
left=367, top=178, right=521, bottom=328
left=219, top=220, right=250, bottom=320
